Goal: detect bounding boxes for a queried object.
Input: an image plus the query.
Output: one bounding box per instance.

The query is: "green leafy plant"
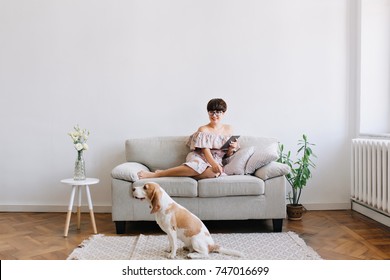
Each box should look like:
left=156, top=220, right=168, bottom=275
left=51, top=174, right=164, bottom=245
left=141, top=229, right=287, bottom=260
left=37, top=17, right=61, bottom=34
left=277, top=134, right=316, bottom=205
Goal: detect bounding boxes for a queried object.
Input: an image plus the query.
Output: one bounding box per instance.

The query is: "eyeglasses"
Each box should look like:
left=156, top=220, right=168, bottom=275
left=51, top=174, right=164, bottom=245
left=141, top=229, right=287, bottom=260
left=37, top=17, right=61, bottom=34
left=208, top=110, right=224, bottom=116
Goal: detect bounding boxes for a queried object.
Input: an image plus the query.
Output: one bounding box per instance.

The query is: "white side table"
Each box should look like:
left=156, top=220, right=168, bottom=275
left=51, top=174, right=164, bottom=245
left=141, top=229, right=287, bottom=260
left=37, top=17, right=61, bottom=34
left=61, top=178, right=99, bottom=237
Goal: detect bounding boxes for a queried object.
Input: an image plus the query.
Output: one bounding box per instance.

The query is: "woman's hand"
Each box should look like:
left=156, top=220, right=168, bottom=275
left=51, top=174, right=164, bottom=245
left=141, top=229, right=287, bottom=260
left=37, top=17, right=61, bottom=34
left=229, top=140, right=238, bottom=150
left=226, top=140, right=239, bottom=157
left=211, top=163, right=224, bottom=176
left=202, top=147, right=224, bottom=176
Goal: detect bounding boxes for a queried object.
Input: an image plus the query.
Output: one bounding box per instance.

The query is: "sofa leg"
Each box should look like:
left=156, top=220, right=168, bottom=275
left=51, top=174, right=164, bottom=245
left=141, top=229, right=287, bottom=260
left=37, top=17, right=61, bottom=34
left=272, top=219, right=283, bottom=232
left=115, top=221, right=126, bottom=234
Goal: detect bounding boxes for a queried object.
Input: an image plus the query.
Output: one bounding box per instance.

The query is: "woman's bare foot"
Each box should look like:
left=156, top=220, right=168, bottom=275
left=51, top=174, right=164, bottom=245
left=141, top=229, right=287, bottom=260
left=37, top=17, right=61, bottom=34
left=137, top=170, right=158, bottom=179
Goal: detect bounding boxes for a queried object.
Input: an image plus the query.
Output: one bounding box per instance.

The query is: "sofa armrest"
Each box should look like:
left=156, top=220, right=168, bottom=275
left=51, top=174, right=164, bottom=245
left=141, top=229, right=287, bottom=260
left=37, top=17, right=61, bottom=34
left=111, top=162, right=150, bottom=182
left=254, top=161, right=290, bottom=181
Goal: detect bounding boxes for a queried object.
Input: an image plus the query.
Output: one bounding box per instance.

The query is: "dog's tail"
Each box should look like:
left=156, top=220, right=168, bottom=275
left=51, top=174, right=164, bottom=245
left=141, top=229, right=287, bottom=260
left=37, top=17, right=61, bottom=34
left=210, top=244, right=243, bottom=258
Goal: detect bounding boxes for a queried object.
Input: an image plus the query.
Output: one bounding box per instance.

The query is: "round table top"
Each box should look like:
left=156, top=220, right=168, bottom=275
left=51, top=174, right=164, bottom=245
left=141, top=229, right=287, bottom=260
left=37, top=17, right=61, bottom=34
left=60, top=178, right=100, bottom=186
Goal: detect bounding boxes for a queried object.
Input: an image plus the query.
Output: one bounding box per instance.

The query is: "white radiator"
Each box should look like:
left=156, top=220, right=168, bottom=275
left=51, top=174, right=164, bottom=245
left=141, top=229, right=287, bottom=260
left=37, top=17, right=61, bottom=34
left=351, top=138, right=390, bottom=224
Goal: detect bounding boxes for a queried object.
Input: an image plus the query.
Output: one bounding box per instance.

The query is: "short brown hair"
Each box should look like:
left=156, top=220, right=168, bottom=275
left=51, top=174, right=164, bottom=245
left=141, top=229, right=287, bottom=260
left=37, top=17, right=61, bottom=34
left=207, top=98, right=227, bottom=112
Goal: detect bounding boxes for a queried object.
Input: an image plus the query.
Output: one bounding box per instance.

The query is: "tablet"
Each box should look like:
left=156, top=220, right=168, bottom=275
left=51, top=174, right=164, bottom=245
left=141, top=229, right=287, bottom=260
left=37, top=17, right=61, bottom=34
left=220, top=135, right=240, bottom=150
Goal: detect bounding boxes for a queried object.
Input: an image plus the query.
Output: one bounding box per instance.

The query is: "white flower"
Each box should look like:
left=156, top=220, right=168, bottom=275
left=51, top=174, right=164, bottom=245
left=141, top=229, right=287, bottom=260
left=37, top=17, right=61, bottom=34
left=70, top=133, right=79, bottom=142
left=75, top=143, right=84, bottom=151
left=69, top=125, right=90, bottom=152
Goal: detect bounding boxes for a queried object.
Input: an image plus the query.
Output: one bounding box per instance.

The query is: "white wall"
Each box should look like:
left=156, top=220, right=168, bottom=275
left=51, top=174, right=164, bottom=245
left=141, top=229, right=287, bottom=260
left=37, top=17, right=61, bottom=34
left=360, top=0, right=390, bottom=135
left=0, top=0, right=352, bottom=211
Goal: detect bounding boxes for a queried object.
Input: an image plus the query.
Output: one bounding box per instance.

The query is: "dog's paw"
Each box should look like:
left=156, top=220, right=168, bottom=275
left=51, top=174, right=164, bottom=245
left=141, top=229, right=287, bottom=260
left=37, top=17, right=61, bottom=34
left=167, top=252, right=176, bottom=259
left=186, top=253, right=196, bottom=259
left=186, top=252, right=207, bottom=259
left=164, top=248, right=171, bottom=253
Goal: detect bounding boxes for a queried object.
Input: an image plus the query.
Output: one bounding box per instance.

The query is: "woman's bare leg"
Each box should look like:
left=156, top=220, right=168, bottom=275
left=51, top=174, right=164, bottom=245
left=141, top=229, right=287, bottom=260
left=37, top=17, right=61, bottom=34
left=138, top=165, right=199, bottom=179
left=193, top=167, right=220, bottom=180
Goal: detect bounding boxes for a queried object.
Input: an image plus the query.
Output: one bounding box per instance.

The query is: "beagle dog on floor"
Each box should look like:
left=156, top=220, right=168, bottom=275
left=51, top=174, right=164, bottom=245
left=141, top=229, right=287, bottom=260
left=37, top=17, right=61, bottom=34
left=132, top=182, right=243, bottom=259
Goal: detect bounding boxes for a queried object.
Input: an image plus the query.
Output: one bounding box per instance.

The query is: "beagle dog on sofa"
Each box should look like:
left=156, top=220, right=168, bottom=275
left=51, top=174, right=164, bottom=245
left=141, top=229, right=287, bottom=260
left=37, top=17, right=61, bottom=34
left=132, top=182, right=242, bottom=259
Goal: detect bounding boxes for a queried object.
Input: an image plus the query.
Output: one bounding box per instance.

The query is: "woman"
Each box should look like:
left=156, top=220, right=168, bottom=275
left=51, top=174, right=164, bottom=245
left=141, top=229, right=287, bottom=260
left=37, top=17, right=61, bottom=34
left=137, top=98, right=239, bottom=179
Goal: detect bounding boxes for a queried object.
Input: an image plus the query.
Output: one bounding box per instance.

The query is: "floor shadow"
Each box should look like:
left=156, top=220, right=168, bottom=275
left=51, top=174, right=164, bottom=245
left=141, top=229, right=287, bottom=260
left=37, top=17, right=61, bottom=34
left=124, top=219, right=275, bottom=235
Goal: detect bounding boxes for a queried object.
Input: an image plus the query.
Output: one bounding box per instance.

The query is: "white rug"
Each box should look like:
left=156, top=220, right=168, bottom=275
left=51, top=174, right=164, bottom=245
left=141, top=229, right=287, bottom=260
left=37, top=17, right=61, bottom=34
left=67, top=232, right=321, bottom=260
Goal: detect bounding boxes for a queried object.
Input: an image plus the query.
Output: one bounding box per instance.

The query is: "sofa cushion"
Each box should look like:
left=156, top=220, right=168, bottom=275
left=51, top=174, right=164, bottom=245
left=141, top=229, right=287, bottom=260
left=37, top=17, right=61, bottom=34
left=133, top=177, right=198, bottom=197
left=198, top=175, right=265, bottom=197
left=111, top=162, right=149, bottom=182
left=224, top=146, right=255, bottom=175
left=125, top=137, right=190, bottom=171
left=254, top=161, right=291, bottom=180
left=245, top=142, right=279, bottom=174
left=238, top=136, right=278, bottom=150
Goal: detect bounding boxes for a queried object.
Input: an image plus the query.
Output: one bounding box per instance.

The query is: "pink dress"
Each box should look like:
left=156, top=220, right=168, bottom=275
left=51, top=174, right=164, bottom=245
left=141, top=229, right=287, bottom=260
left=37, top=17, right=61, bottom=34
left=184, top=132, right=231, bottom=174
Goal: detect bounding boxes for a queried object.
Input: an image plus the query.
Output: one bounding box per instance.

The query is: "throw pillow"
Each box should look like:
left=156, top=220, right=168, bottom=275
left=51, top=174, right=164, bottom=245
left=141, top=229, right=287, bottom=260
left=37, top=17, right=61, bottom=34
left=254, top=161, right=291, bottom=180
left=224, top=146, right=255, bottom=175
left=244, top=142, right=279, bottom=174
left=111, top=162, right=149, bottom=182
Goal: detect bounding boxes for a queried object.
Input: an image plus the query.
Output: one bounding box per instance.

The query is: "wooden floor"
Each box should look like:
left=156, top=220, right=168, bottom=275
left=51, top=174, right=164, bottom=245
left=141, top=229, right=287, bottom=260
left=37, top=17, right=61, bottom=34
left=1, top=210, right=390, bottom=260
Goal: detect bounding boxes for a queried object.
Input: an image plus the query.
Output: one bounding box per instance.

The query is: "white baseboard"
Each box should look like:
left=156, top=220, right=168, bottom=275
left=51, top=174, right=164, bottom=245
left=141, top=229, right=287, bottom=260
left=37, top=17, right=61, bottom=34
left=351, top=201, right=390, bottom=228
left=301, top=202, right=351, bottom=210
left=0, top=205, right=111, bottom=213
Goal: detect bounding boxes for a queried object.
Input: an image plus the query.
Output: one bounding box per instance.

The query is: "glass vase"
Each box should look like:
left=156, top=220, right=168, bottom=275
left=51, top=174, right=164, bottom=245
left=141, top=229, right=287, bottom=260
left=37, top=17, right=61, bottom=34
left=74, top=151, right=86, bottom=180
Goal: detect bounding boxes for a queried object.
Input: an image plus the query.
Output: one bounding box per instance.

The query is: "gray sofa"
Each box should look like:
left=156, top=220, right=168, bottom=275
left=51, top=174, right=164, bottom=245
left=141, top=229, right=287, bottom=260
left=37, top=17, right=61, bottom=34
left=111, top=136, right=289, bottom=233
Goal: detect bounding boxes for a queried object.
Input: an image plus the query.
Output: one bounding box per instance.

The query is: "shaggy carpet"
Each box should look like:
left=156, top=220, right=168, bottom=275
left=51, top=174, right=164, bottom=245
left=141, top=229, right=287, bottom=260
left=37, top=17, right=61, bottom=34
left=67, top=231, right=321, bottom=260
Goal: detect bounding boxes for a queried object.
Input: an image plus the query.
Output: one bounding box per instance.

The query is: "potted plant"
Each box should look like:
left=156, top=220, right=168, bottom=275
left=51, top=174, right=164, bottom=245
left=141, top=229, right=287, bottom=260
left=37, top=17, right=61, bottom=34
left=278, top=134, right=316, bottom=220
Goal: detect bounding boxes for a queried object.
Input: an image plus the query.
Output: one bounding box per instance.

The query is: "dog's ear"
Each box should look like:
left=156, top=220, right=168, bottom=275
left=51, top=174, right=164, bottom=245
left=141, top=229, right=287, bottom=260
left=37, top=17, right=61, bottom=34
left=149, top=185, right=162, bottom=214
